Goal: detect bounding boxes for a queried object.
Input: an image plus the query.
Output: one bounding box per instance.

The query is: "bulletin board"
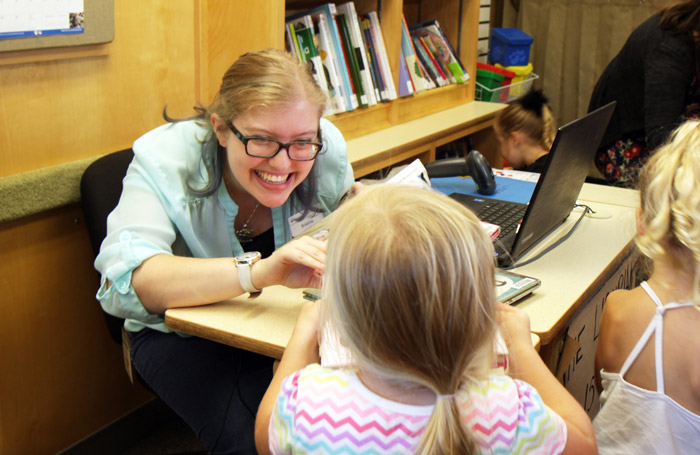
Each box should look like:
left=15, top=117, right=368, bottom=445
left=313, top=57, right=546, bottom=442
left=0, top=0, right=113, bottom=53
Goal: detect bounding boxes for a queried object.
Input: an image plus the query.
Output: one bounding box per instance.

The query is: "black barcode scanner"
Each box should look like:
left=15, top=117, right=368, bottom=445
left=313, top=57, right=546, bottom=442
left=424, top=150, right=496, bottom=195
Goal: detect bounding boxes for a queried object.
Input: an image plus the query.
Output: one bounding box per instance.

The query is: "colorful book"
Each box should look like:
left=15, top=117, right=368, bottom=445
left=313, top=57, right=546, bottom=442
left=363, top=11, right=397, bottom=100
left=418, top=35, right=449, bottom=82
left=409, top=19, right=470, bottom=83
left=400, top=15, right=429, bottom=93
left=336, top=2, right=378, bottom=105
left=418, top=34, right=454, bottom=83
left=359, top=15, right=388, bottom=101
left=397, top=48, right=414, bottom=96
left=285, top=22, right=301, bottom=58
left=310, top=12, right=347, bottom=113
left=287, top=15, right=329, bottom=97
left=335, top=11, right=367, bottom=107
left=287, top=4, right=357, bottom=111
left=412, top=35, right=448, bottom=87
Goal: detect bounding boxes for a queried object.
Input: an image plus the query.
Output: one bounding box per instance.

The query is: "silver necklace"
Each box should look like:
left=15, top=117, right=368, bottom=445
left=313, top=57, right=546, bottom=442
left=236, top=202, right=260, bottom=245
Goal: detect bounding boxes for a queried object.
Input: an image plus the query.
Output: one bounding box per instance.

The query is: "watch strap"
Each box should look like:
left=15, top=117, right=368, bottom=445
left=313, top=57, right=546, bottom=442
left=236, top=261, right=260, bottom=293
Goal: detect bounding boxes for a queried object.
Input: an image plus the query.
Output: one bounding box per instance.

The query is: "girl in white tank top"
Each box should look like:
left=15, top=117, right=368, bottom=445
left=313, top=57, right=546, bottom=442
left=594, top=120, right=700, bottom=454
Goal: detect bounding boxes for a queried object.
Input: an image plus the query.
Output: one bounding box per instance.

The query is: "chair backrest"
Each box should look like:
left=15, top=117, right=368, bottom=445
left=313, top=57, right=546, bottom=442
left=80, top=148, right=134, bottom=344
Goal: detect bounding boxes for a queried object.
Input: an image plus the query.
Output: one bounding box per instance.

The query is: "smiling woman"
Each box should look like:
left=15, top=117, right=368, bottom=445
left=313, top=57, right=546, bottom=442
left=93, top=48, right=355, bottom=454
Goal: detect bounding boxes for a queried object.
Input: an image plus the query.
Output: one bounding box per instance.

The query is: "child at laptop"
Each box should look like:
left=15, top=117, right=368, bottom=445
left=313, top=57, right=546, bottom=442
left=594, top=119, right=700, bottom=453
left=494, top=90, right=557, bottom=173
left=255, top=184, right=596, bottom=454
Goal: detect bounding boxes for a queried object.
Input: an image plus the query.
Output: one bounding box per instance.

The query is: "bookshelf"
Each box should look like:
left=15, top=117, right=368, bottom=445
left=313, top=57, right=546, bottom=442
left=200, top=0, right=500, bottom=176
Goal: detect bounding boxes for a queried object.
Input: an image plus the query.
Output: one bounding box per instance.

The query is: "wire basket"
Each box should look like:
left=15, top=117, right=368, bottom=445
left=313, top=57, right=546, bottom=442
left=475, top=72, right=539, bottom=103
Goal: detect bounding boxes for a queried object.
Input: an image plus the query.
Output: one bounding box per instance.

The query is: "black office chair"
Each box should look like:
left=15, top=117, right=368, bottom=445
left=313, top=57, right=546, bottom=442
left=79, top=149, right=207, bottom=453
left=80, top=148, right=134, bottom=345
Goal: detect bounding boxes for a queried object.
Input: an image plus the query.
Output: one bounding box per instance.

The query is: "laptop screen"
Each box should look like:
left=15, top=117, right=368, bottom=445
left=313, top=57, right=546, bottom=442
left=509, top=101, right=616, bottom=262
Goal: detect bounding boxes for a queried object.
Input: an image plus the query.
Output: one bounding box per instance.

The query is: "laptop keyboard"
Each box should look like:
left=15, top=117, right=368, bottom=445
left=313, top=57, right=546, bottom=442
left=475, top=200, right=527, bottom=238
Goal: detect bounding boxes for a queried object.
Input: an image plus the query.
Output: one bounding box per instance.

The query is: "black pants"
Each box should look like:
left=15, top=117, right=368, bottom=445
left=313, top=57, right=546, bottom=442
left=130, top=328, right=273, bottom=454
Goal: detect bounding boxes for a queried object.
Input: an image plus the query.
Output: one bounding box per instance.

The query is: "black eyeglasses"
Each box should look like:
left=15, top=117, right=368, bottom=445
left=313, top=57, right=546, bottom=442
left=226, top=121, right=324, bottom=161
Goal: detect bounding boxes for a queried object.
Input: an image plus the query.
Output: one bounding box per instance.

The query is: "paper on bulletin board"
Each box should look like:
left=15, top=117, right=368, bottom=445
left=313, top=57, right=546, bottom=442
left=0, top=0, right=84, bottom=39
left=0, top=0, right=113, bottom=54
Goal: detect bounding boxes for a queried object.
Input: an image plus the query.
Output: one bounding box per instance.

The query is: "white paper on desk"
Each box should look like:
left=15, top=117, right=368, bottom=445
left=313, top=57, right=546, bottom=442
left=385, top=159, right=432, bottom=188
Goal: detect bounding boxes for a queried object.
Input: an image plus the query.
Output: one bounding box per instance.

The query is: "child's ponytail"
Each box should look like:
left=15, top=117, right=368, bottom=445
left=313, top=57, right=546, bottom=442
left=417, top=396, right=475, bottom=454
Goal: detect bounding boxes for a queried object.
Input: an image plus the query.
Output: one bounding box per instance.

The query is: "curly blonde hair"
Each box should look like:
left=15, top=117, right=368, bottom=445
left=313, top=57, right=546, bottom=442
left=323, top=185, right=499, bottom=454
left=637, top=119, right=700, bottom=308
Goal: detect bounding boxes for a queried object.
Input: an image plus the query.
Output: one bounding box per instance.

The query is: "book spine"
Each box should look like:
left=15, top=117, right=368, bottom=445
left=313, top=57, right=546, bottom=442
left=398, top=49, right=414, bottom=96
left=419, top=35, right=449, bottom=82
left=292, top=16, right=329, bottom=95
left=337, top=2, right=378, bottom=105
left=360, top=16, right=388, bottom=101
left=432, top=20, right=470, bottom=82
left=367, top=11, right=396, bottom=100
left=312, top=13, right=347, bottom=113
left=286, top=23, right=301, bottom=59
left=336, top=12, right=367, bottom=107
left=412, top=35, right=446, bottom=87
left=400, top=15, right=427, bottom=92
left=326, top=3, right=358, bottom=110
left=418, top=32, right=455, bottom=83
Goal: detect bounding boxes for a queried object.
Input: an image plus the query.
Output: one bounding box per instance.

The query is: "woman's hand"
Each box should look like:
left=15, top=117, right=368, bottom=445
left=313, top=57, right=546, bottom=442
left=252, top=235, right=326, bottom=290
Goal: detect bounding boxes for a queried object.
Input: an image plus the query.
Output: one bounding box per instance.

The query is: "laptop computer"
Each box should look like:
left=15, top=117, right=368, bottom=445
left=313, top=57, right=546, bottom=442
left=450, top=101, right=616, bottom=267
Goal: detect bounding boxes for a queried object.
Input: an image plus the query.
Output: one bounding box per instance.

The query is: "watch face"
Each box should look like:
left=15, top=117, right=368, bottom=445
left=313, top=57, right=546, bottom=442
left=237, top=251, right=261, bottom=263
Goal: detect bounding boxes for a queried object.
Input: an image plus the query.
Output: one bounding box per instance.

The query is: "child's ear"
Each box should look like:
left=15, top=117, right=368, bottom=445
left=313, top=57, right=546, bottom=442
left=509, top=131, right=525, bottom=148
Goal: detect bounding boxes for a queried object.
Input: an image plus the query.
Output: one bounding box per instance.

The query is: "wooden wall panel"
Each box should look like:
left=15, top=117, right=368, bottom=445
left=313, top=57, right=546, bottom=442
left=0, top=0, right=197, bottom=178
left=0, top=0, right=197, bottom=451
left=204, top=0, right=285, bottom=103
left=0, top=206, right=151, bottom=453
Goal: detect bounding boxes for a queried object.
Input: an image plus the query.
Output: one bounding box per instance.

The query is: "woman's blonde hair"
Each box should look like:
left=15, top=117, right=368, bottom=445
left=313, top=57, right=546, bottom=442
left=496, top=90, right=557, bottom=150
left=637, top=119, right=700, bottom=308
left=323, top=185, right=498, bottom=454
left=207, top=47, right=328, bottom=122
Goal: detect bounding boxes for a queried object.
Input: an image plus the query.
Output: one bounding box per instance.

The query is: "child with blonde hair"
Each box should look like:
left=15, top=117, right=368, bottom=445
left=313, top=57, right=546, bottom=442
left=594, top=119, right=700, bottom=453
left=255, top=184, right=596, bottom=454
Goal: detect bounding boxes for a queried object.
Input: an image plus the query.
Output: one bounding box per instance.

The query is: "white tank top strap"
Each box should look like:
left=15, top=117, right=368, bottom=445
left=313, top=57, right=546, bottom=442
left=620, top=282, right=696, bottom=393
left=619, top=312, right=662, bottom=381
left=619, top=282, right=666, bottom=391
left=640, top=281, right=663, bottom=307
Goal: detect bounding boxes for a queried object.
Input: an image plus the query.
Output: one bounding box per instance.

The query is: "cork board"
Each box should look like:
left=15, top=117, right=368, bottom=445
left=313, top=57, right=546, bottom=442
left=0, top=0, right=113, bottom=52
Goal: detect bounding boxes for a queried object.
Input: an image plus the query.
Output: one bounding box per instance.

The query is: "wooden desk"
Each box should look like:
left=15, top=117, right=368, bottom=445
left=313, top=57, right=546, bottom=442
left=166, top=182, right=637, bottom=360
left=165, top=182, right=639, bottom=417
left=166, top=286, right=310, bottom=360
left=347, top=101, right=505, bottom=178
left=511, top=184, right=639, bottom=345
left=165, top=285, right=540, bottom=359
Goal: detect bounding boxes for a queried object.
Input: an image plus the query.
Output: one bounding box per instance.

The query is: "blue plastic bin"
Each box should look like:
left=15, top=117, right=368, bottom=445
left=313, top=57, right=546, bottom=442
left=489, top=28, right=533, bottom=67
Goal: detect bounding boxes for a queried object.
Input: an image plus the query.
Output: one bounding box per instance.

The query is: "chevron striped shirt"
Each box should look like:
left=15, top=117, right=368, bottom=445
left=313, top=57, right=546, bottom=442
left=268, top=364, right=566, bottom=454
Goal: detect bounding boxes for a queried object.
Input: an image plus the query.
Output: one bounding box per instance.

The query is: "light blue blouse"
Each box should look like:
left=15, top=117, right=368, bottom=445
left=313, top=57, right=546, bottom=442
left=95, top=118, right=354, bottom=333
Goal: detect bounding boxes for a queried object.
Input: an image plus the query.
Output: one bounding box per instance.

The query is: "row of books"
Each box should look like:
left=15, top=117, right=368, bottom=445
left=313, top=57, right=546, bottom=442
left=285, top=3, right=469, bottom=114
left=400, top=18, right=470, bottom=96
left=286, top=3, right=397, bottom=114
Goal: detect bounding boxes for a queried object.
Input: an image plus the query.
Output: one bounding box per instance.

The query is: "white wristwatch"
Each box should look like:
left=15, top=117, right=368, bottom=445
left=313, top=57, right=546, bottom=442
left=234, top=251, right=261, bottom=294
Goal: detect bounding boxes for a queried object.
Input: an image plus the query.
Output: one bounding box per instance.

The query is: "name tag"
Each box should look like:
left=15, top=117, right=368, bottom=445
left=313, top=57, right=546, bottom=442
left=289, top=210, right=325, bottom=237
